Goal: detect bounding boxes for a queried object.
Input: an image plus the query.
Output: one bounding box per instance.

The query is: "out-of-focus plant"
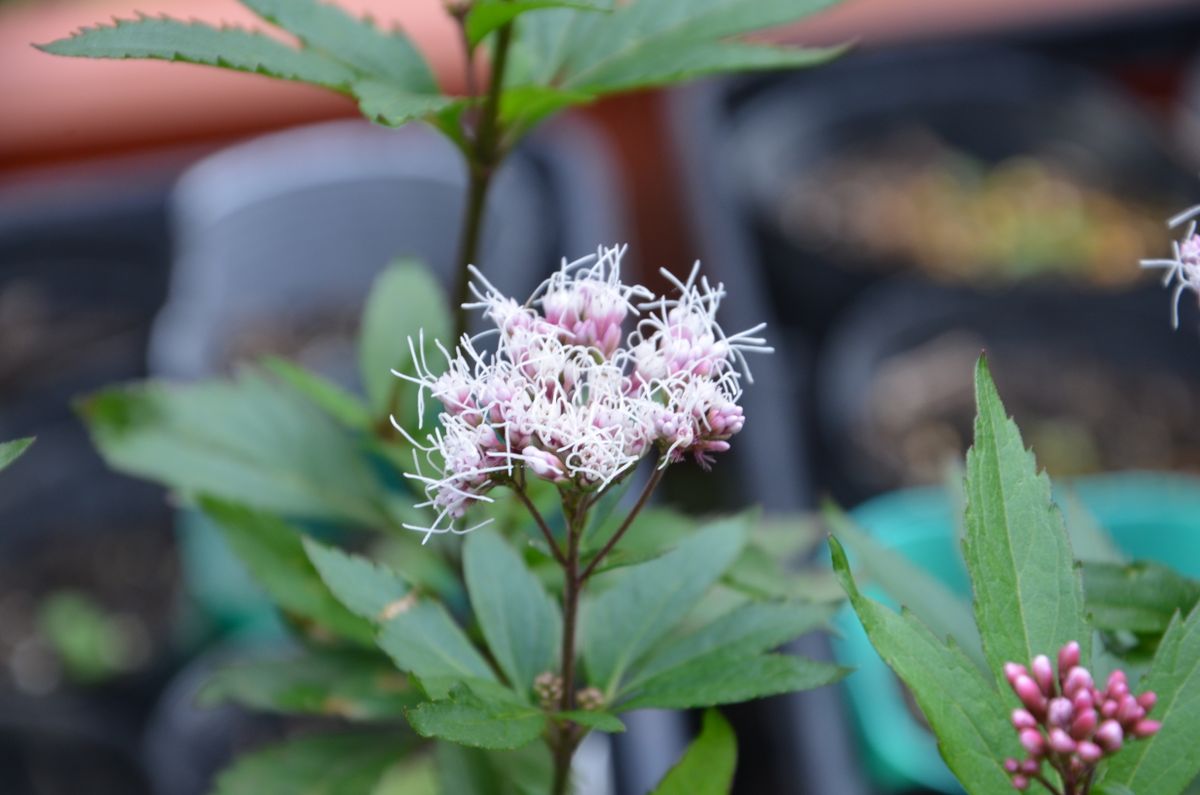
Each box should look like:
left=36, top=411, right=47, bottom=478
left=38, top=0, right=843, bottom=338
left=0, top=437, right=33, bottom=474
left=831, top=358, right=1200, bottom=795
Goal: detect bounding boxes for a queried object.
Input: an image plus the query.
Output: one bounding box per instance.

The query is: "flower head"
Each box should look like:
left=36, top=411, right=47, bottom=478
left=391, top=245, right=771, bottom=541
left=1001, top=641, right=1160, bottom=792
left=1142, top=203, right=1200, bottom=328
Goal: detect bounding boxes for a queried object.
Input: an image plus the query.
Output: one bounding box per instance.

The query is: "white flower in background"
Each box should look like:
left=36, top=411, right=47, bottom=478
left=1142, top=204, right=1200, bottom=328
left=391, top=245, right=772, bottom=541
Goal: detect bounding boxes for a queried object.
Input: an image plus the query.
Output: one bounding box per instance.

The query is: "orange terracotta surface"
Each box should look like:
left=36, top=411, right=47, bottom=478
left=0, top=0, right=466, bottom=167
left=3, top=0, right=1194, bottom=168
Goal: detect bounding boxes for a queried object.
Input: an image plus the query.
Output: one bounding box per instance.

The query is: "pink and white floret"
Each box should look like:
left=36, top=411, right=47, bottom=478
left=1142, top=203, right=1200, bottom=328
left=389, top=245, right=772, bottom=542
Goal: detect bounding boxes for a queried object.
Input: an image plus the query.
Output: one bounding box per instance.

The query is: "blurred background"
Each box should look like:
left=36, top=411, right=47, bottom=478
left=4, top=0, right=1200, bottom=793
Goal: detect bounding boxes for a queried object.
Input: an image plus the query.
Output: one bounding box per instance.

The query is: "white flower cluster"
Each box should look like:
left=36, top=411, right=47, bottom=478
left=391, top=245, right=771, bottom=541
left=1142, top=203, right=1200, bottom=327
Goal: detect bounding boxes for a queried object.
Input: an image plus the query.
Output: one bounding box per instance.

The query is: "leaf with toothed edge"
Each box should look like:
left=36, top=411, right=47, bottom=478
left=239, top=0, right=436, bottom=89
left=963, top=355, right=1090, bottom=678
left=303, top=538, right=412, bottom=623
left=1096, top=602, right=1200, bottom=795
left=352, top=81, right=466, bottom=129
left=831, top=537, right=1017, bottom=795
left=37, top=16, right=356, bottom=89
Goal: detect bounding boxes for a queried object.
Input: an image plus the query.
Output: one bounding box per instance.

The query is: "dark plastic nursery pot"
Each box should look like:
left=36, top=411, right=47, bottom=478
left=716, top=45, right=1197, bottom=344
left=833, top=472, right=1200, bottom=793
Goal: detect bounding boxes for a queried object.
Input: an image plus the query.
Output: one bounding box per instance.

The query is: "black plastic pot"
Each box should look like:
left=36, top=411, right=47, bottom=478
left=714, top=45, right=1197, bottom=344
left=670, top=78, right=865, bottom=795
left=819, top=279, right=1200, bottom=505
left=0, top=175, right=186, bottom=794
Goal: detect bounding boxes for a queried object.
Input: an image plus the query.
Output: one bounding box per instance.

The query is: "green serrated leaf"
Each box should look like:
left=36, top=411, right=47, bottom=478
left=620, top=651, right=845, bottom=711
left=0, top=437, right=34, bottom=473
left=581, top=515, right=747, bottom=696
left=77, top=371, right=388, bottom=525
left=38, top=16, right=356, bottom=90
left=358, top=261, right=452, bottom=421
left=963, top=356, right=1090, bottom=676
left=434, top=744, right=553, bottom=795
left=407, top=689, right=544, bottom=750
left=572, top=42, right=845, bottom=93
left=199, top=498, right=375, bottom=645
left=262, top=357, right=371, bottom=429
left=240, top=0, right=436, bottom=89
left=304, top=538, right=412, bottom=623
left=831, top=537, right=1016, bottom=795
left=560, top=0, right=841, bottom=89
left=627, top=600, right=834, bottom=690
left=556, top=710, right=625, bottom=733
left=1084, top=561, right=1200, bottom=636
left=464, top=530, right=560, bottom=694
left=466, top=1, right=609, bottom=48
left=824, top=502, right=985, bottom=671
left=354, top=82, right=465, bottom=129
left=211, top=732, right=407, bottom=794
left=1097, top=603, right=1200, bottom=794
left=198, top=648, right=417, bottom=720
left=580, top=506, right=693, bottom=573
left=375, top=602, right=498, bottom=699
left=650, top=709, right=736, bottom=795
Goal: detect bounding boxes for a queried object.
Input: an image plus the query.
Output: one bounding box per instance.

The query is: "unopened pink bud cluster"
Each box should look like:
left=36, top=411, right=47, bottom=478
left=1002, top=641, right=1160, bottom=792
left=1142, top=203, right=1200, bottom=328
left=392, top=245, right=771, bottom=540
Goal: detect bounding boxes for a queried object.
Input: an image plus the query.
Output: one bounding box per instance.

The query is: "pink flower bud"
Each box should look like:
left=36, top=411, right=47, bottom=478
left=1014, top=675, right=1047, bottom=714
left=1058, top=641, right=1081, bottom=679
left=1032, top=655, right=1055, bottom=696
left=1101, top=699, right=1119, bottom=719
left=1117, top=694, right=1144, bottom=724
left=1047, top=697, right=1073, bottom=728
left=1011, top=775, right=1030, bottom=790
left=1048, top=728, right=1076, bottom=754
left=1107, top=670, right=1129, bottom=699
left=1137, top=691, right=1157, bottom=712
left=1063, top=667, right=1093, bottom=698
left=521, top=446, right=567, bottom=482
left=1133, top=719, right=1162, bottom=738
left=1095, top=720, right=1124, bottom=752
left=1070, top=707, right=1098, bottom=740
left=1019, top=729, right=1046, bottom=756
left=1020, top=759, right=1041, bottom=775
left=1005, top=662, right=1029, bottom=687
left=1011, top=709, right=1037, bottom=731
left=1072, top=688, right=1093, bottom=712
left=1004, top=758, right=1020, bottom=774
left=1077, top=740, right=1102, bottom=763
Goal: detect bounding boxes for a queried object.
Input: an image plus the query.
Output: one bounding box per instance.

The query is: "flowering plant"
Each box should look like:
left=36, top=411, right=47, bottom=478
left=40, top=0, right=848, bottom=791
left=831, top=358, right=1200, bottom=795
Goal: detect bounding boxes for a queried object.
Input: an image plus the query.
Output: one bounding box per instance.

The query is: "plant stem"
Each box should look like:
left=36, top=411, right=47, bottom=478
left=579, top=462, right=666, bottom=582
left=452, top=20, right=515, bottom=340
left=552, top=496, right=585, bottom=795
left=512, top=479, right=568, bottom=567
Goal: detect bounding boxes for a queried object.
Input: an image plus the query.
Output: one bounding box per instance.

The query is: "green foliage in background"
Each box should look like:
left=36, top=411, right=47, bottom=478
left=38, top=0, right=842, bottom=155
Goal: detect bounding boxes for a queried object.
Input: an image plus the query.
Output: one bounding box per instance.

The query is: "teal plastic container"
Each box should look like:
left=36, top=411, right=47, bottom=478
left=833, top=471, right=1200, bottom=793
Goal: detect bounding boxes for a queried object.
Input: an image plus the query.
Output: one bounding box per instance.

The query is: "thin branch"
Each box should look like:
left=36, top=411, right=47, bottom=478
left=1032, top=772, right=1065, bottom=795
left=579, top=460, right=666, bottom=582
left=512, top=479, right=568, bottom=567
